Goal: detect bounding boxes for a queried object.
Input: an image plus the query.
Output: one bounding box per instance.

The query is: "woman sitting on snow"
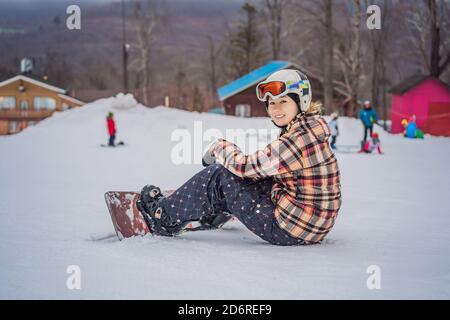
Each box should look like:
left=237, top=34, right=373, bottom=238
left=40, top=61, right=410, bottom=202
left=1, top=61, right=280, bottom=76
left=137, top=69, right=342, bottom=245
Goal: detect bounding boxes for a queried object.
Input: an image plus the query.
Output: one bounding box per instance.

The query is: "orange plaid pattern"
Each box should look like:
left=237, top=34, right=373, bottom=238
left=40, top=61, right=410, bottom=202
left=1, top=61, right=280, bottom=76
left=210, top=113, right=342, bottom=243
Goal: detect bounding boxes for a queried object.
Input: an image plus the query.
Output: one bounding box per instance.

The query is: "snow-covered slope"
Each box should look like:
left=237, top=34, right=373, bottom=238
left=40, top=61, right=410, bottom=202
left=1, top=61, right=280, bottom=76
left=1, top=94, right=449, bottom=299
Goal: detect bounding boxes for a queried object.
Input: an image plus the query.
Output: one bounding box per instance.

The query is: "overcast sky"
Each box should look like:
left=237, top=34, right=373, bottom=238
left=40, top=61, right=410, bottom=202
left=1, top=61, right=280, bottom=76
left=0, top=0, right=116, bottom=3
left=1, top=0, right=243, bottom=3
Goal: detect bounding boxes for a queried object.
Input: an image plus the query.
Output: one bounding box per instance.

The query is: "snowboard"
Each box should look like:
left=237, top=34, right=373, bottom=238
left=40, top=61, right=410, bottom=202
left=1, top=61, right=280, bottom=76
left=104, top=190, right=232, bottom=240
left=100, top=141, right=126, bottom=147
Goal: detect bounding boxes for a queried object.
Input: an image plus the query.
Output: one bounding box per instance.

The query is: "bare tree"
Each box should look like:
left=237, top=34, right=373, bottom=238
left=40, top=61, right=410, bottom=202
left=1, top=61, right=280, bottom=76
left=44, top=50, right=73, bottom=88
left=225, top=0, right=268, bottom=78
left=323, top=0, right=334, bottom=115
left=175, top=59, right=188, bottom=108
left=207, top=35, right=222, bottom=102
left=334, top=0, right=364, bottom=116
left=407, top=0, right=450, bottom=77
left=280, top=1, right=310, bottom=60
left=192, top=86, right=205, bottom=112
left=130, top=0, right=164, bottom=106
left=429, top=0, right=450, bottom=76
left=261, top=0, right=283, bottom=60
left=366, top=0, right=391, bottom=128
left=284, top=0, right=334, bottom=114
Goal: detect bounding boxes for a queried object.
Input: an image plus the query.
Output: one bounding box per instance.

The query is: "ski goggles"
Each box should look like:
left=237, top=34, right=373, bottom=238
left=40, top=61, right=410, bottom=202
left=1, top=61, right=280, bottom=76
left=256, top=80, right=306, bottom=102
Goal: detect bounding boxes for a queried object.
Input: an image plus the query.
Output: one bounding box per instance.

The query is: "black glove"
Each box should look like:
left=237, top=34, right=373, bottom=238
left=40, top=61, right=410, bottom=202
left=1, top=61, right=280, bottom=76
left=202, top=150, right=216, bottom=167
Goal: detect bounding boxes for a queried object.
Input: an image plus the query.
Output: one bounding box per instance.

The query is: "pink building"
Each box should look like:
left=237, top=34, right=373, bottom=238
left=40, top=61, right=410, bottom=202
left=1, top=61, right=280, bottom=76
left=390, top=75, right=450, bottom=136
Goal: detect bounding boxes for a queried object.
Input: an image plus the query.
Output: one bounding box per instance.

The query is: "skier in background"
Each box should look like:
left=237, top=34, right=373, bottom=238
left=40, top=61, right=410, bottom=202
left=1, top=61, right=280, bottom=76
left=360, top=132, right=383, bottom=154
left=135, top=69, right=342, bottom=246
left=106, top=112, right=116, bottom=147
left=329, top=112, right=339, bottom=150
left=358, top=100, right=378, bottom=151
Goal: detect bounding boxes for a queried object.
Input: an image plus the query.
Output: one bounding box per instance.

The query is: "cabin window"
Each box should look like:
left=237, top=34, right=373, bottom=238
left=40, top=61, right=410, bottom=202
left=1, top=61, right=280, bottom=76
left=33, top=97, right=56, bottom=110
left=0, top=96, right=16, bottom=109
left=62, top=103, right=69, bottom=111
left=235, top=104, right=251, bottom=117
left=20, top=100, right=28, bottom=110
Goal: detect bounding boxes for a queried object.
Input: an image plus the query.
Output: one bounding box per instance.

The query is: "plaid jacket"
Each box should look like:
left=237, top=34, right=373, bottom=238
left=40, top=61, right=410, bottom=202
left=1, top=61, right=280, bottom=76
left=209, top=113, right=342, bottom=243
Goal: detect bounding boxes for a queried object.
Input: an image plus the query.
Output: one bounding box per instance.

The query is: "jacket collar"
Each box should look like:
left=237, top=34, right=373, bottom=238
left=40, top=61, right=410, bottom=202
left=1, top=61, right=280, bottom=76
left=286, top=112, right=320, bottom=132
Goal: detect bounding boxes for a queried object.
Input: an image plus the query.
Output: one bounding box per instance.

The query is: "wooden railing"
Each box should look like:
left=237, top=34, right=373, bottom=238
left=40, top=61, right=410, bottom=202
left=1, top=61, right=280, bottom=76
left=0, top=109, right=55, bottom=121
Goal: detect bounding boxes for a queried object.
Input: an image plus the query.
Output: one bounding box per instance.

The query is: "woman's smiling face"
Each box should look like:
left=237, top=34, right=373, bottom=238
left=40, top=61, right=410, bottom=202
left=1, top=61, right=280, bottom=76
left=267, top=95, right=299, bottom=127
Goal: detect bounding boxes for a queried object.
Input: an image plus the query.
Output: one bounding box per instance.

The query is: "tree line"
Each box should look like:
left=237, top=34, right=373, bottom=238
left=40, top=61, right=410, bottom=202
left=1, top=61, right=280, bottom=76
left=1, top=0, right=448, bottom=117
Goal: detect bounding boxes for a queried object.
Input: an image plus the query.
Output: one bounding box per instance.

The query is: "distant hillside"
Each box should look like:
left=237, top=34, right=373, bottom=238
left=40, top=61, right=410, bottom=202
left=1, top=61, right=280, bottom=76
left=0, top=0, right=244, bottom=99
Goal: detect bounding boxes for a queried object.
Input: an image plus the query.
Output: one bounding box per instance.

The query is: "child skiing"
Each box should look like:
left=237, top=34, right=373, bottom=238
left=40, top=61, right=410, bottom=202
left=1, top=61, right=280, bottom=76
left=106, top=112, right=116, bottom=147
left=137, top=69, right=342, bottom=245
left=360, top=132, right=383, bottom=154
left=329, top=112, right=339, bottom=150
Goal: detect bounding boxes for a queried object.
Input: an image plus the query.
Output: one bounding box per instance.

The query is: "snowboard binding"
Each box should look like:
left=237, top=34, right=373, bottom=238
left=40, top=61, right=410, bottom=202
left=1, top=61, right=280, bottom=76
left=199, top=213, right=233, bottom=230
left=180, top=213, right=233, bottom=233
left=137, top=185, right=185, bottom=237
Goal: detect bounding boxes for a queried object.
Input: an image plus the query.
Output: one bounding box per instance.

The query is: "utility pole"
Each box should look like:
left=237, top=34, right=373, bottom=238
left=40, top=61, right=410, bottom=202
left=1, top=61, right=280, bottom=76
left=121, top=0, right=129, bottom=94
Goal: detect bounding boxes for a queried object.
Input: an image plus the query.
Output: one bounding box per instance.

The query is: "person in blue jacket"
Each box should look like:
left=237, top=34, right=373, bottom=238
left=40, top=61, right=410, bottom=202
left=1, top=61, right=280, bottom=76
left=358, top=100, right=378, bottom=143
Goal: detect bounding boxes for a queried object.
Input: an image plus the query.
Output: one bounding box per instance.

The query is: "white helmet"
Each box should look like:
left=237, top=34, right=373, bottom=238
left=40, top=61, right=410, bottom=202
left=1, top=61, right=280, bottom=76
left=256, top=69, right=312, bottom=112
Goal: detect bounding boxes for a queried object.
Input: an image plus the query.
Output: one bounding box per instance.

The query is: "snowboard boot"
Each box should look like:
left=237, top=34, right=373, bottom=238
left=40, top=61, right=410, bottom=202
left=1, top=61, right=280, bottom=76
left=136, top=185, right=185, bottom=236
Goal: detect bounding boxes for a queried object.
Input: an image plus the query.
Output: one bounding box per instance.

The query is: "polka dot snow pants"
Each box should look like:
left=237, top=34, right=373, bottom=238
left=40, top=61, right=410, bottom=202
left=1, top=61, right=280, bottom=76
left=160, top=164, right=306, bottom=246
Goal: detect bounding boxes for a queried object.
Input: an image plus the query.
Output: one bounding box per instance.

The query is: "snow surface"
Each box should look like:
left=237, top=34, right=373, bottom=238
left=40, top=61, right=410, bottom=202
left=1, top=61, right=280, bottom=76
left=1, top=94, right=449, bottom=299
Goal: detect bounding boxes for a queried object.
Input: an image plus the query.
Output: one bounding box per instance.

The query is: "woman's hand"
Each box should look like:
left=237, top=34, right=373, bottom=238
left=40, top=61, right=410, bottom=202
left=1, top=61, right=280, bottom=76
left=202, top=141, right=218, bottom=167
left=202, top=150, right=216, bottom=167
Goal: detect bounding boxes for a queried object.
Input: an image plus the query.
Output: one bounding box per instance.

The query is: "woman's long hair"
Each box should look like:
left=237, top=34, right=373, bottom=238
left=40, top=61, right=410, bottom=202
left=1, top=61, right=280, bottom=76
left=306, top=101, right=323, bottom=115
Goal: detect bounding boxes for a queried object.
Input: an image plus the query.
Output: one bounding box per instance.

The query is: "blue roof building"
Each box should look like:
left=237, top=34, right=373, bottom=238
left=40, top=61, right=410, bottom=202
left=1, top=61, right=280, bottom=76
left=217, top=61, right=292, bottom=101
left=216, top=60, right=317, bottom=117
